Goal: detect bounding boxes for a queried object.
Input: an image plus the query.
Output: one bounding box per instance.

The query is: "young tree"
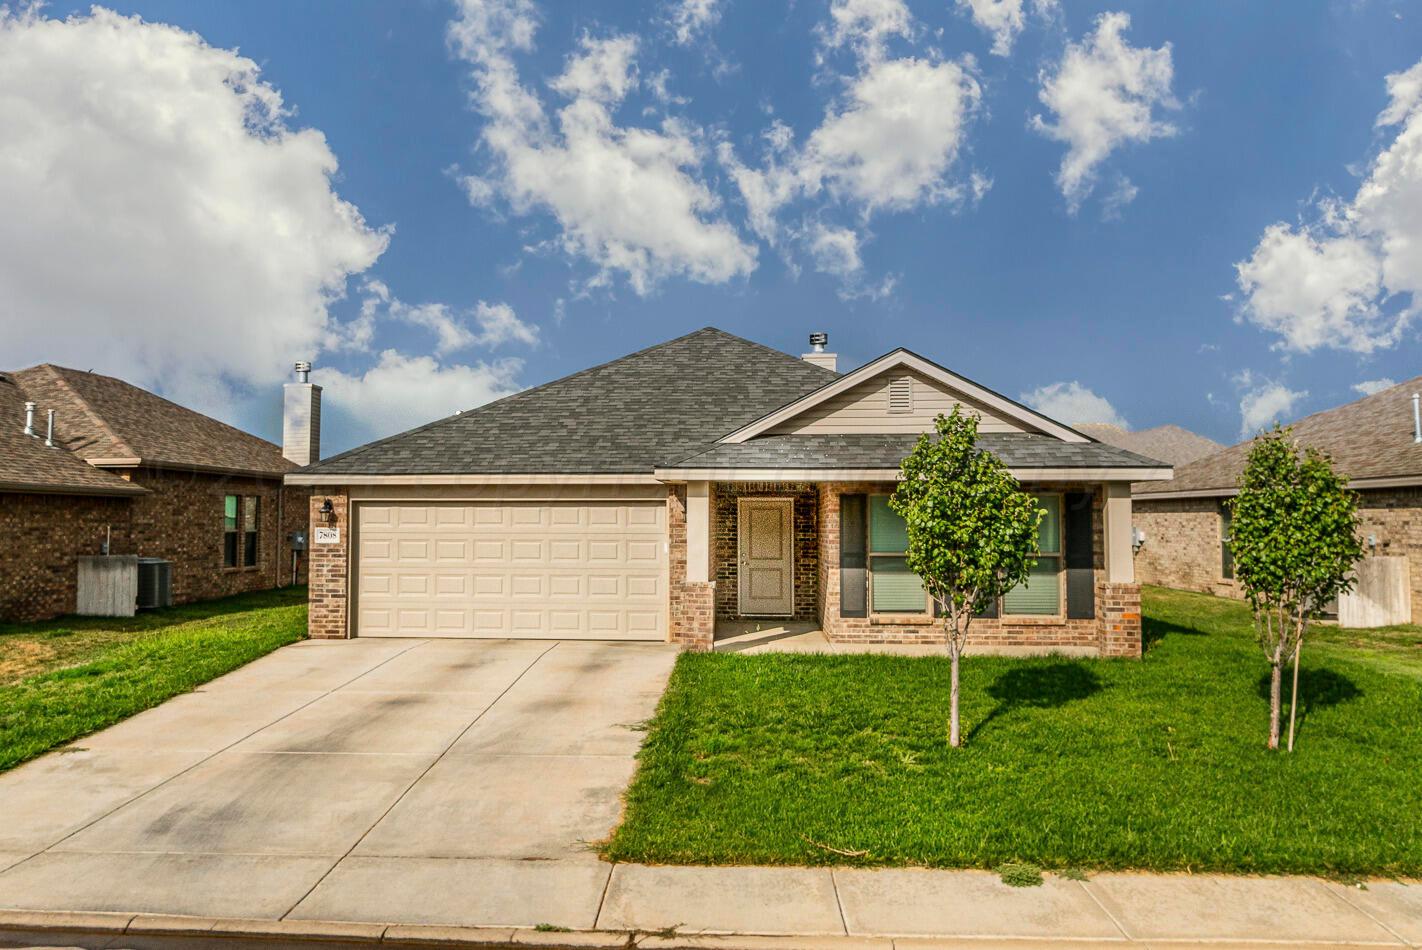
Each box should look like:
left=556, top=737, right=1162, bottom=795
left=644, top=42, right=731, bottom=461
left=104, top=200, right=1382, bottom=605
left=1230, top=426, right=1362, bottom=751
left=890, top=408, right=1042, bottom=747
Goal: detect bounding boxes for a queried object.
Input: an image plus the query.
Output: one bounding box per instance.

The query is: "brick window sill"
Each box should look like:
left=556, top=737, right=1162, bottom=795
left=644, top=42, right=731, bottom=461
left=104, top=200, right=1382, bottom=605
left=221, top=566, right=261, bottom=574
left=870, top=613, right=933, bottom=625
left=1000, top=615, right=1069, bottom=625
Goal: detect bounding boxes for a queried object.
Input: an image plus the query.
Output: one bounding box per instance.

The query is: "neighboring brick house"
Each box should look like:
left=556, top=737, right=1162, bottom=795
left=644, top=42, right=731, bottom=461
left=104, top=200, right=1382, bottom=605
left=1133, top=378, right=1422, bottom=619
left=0, top=364, right=316, bottom=622
left=289, top=328, right=1171, bottom=657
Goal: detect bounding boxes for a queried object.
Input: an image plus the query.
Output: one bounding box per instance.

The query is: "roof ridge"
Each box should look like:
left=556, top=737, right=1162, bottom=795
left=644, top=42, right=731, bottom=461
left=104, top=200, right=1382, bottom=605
left=38, top=364, right=139, bottom=459
left=304, top=327, right=795, bottom=471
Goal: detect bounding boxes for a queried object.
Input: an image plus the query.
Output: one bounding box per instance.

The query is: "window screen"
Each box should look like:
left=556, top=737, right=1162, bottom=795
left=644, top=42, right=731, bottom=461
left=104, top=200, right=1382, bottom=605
left=1003, top=494, right=1063, bottom=616
left=223, top=495, right=239, bottom=568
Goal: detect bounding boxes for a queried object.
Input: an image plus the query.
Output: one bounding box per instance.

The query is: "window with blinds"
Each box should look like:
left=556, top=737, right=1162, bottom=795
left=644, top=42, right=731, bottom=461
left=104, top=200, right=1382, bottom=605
left=867, top=494, right=928, bottom=613
left=1002, top=493, right=1063, bottom=616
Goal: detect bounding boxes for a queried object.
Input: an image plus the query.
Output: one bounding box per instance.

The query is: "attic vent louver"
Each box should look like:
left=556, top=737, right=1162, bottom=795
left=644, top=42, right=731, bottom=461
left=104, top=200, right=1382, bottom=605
left=888, top=376, right=914, bottom=414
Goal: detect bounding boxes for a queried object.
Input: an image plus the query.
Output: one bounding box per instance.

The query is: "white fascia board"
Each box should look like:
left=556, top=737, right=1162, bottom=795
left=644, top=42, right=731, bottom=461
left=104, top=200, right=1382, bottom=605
left=655, top=466, right=1170, bottom=483
left=719, top=349, right=1090, bottom=444
left=284, top=473, right=662, bottom=486
left=1138, top=472, right=1422, bottom=501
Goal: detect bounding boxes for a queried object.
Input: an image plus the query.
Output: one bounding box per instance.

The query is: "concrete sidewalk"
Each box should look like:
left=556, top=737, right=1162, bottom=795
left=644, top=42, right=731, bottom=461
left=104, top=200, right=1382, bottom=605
left=0, top=638, right=1416, bottom=947
left=0, top=865, right=1418, bottom=948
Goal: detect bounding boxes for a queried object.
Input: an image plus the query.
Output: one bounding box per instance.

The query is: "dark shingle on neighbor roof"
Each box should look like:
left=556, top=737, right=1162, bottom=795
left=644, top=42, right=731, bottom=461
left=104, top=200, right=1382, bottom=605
left=10, top=364, right=293, bottom=478
left=1075, top=423, right=1223, bottom=468
left=0, top=375, right=146, bottom=496
left=301, top=328, right=841, bottom=476
left=1137, top=375, right=1422, bottom=496
left=660, top=433, right=1166, bottom=471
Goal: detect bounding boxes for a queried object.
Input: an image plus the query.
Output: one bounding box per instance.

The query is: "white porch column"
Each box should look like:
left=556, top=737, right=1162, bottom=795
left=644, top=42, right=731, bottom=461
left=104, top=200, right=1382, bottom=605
left=1103, top=482, right=1134, bottom=584
left=686, top=480, right=711, bottom=583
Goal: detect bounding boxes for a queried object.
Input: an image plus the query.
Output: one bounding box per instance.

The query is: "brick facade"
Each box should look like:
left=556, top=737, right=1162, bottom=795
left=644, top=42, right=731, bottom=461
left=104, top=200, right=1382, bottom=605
left=0, top=492, right=134, bottom=622
left=123, top=468, right=311, bottom=604
left=1132, top=497, right=1239, bottom=598
left=667, top=484, right=715, bottom=650
left=0, top=470, right=310, bottom=624
left=307, top=488, right=350, bottom=639
left=816, top=481, right=1140, bottom=656
left=1135, top=487, right=1422, bottom=620
left=712, top=482, right=819, bottom=622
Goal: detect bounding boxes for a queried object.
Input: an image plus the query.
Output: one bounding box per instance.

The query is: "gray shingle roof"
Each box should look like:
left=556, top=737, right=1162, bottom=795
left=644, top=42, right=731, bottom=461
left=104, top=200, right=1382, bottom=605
left=658, top=433, right=1167, bottom=471
left=1137, top=375, right=1422, bottom=496
left=10, top=364, right=293, bottom=478
left=1075, top=423, right=1223, bottom=468
left=300, top=328, right=840, bottom=476
left=0, top=375, right=147, bottom=496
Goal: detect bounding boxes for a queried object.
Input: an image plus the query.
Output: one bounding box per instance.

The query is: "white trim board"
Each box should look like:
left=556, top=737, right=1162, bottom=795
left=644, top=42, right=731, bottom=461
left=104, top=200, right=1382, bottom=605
left=655, top=466, right=1171, bottom=482
left=718, top=349, right=1092, bottom=445
left=286, top=473, right=662, bottom=486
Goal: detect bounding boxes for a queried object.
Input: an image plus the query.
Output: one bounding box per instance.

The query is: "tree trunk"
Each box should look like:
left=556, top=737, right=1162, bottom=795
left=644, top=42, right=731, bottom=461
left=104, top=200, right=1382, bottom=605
left=1268, top=644, right=1283, bottom=751
left=1287, top=631, right=1302, bottom=753
left=948, top=642, right=962, bottom=748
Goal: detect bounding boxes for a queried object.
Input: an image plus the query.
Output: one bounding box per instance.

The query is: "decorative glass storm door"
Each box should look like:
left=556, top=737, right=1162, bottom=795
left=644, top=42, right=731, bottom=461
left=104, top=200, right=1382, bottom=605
left=738, top=498, right=794, bottom=615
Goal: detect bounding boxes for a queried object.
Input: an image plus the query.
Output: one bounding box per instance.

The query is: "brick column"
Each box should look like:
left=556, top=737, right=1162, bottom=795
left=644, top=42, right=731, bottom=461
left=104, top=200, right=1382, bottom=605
left=667, top=485, right=715, bottom=651
left=308, top=489, right=350, bottom=639
left=1099, top=581, right=1142, bottom=657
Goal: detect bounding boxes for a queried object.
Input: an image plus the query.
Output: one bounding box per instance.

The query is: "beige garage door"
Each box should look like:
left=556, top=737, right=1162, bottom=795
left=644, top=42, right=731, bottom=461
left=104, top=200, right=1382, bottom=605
left=355, top=502, right=667, bottom=640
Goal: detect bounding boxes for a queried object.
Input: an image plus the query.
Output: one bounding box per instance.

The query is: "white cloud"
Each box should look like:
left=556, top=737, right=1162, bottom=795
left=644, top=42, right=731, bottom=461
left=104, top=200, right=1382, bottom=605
left=1021, top=381, right=1126, bottom=427
left=1354, top=377, right=1397, bottom=396
left=449, top=1, right=756, bottom=295
left=806, top=223, right=863, bottom=278
left=802, top=57, right=982, bottom=213
left=1236, top=59, right=1422, bottom=354
left=957, top=0, right=1058, bottom=57
left=1100, top=176, right=1139, bottom=220
left=0, top=6, right=389, bottom=417
left=667, top=0, right=723, bottom=46
left=351, top=280, right=539, bottom=356
left=1031, top=12, right=1178, bottom=212
left=822, top=0, right=913, bottom=63
left=1238, top=379, right=1306, bottom=437
left=315, top=351, right=524, bottom=443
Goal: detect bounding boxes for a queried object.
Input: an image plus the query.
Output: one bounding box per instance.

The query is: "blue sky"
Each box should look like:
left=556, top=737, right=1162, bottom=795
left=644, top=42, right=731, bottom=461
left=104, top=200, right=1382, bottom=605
left=7, top=0, right=1422, bottom=455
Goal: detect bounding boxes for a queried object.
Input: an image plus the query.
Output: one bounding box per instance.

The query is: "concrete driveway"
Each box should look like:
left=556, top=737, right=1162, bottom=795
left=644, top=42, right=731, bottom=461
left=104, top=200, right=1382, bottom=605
left=0, top=637, right=677, bottom=929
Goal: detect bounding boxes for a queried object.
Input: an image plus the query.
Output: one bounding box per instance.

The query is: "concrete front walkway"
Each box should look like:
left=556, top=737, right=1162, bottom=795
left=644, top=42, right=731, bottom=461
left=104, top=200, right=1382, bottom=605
left=0, top=638, right=1418, bottom=947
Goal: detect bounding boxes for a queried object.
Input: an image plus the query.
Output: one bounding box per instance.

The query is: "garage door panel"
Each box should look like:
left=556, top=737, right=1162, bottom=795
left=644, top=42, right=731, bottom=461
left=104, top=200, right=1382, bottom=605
left=357, top=502, right=666, bottom=640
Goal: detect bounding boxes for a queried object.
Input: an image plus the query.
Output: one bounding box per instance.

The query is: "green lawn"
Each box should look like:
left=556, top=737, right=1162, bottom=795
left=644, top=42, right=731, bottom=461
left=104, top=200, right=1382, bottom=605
left=0, top=587, right=308, bottom=772
left=605, top=586, right=1422, bottom=876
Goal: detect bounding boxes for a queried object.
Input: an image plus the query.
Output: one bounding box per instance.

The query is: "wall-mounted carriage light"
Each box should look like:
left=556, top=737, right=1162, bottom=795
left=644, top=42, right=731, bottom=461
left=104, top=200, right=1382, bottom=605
left=319, top=497, right=336, bottom=524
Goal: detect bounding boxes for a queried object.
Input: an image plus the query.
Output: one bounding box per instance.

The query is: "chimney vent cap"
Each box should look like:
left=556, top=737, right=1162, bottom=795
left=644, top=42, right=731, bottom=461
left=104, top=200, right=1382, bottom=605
left=294, top=361, right=312, bottom=384
left=808, top=332, right=828, bottom=352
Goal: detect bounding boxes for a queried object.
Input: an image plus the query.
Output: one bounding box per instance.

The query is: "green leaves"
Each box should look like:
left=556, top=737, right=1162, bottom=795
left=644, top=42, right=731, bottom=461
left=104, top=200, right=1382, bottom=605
left=1232, top=426, right=1363, bottom=635
left=889, top=408, right=1043, bottom=626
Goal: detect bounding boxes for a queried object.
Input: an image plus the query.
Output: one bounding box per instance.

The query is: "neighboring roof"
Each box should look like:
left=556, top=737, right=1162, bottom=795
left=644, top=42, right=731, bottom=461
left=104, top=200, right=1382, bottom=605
left=9, top=364, right=293, bottom=478
left=1137, top=376, right=1422, bottom=498
left=298, top=328, right=839, bottom=476
left=1076, top=423, right=1223, bottom=468
left=657, top=433, right=1168, bottom=473
left=720, top=348, right=1091, bottom=445
left=0, top=374, right=146, bottom=496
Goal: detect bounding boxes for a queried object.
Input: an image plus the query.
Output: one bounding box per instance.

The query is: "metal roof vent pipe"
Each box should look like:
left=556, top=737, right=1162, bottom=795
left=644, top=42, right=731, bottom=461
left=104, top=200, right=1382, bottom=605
left=45, top=409, right=55, bottom=447
left=23, top=401, right=35, bottom=437
left=801, top=332, right=838, bottom=373
left=1412, top=392, right=1421, bottom=444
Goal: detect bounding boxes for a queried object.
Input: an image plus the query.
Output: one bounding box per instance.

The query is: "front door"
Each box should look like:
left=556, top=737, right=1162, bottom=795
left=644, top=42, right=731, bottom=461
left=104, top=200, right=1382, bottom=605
left=738, top=498, right=794, bottom=616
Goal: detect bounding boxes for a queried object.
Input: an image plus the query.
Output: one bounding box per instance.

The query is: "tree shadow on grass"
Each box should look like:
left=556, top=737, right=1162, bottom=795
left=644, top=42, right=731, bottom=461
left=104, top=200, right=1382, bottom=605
left=1254, top=667, right=1362, bottom=738
left=1255, top=667, right=1361, bottom=707
left=1142, top=617, right=1208, bottom=653
left=967, top=664, right=1104, bottom=742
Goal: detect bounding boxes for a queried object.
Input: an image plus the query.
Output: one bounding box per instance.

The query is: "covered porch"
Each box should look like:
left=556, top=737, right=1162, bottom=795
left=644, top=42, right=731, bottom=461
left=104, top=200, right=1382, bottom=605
left=664, top=463, right=1150, bottom=657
